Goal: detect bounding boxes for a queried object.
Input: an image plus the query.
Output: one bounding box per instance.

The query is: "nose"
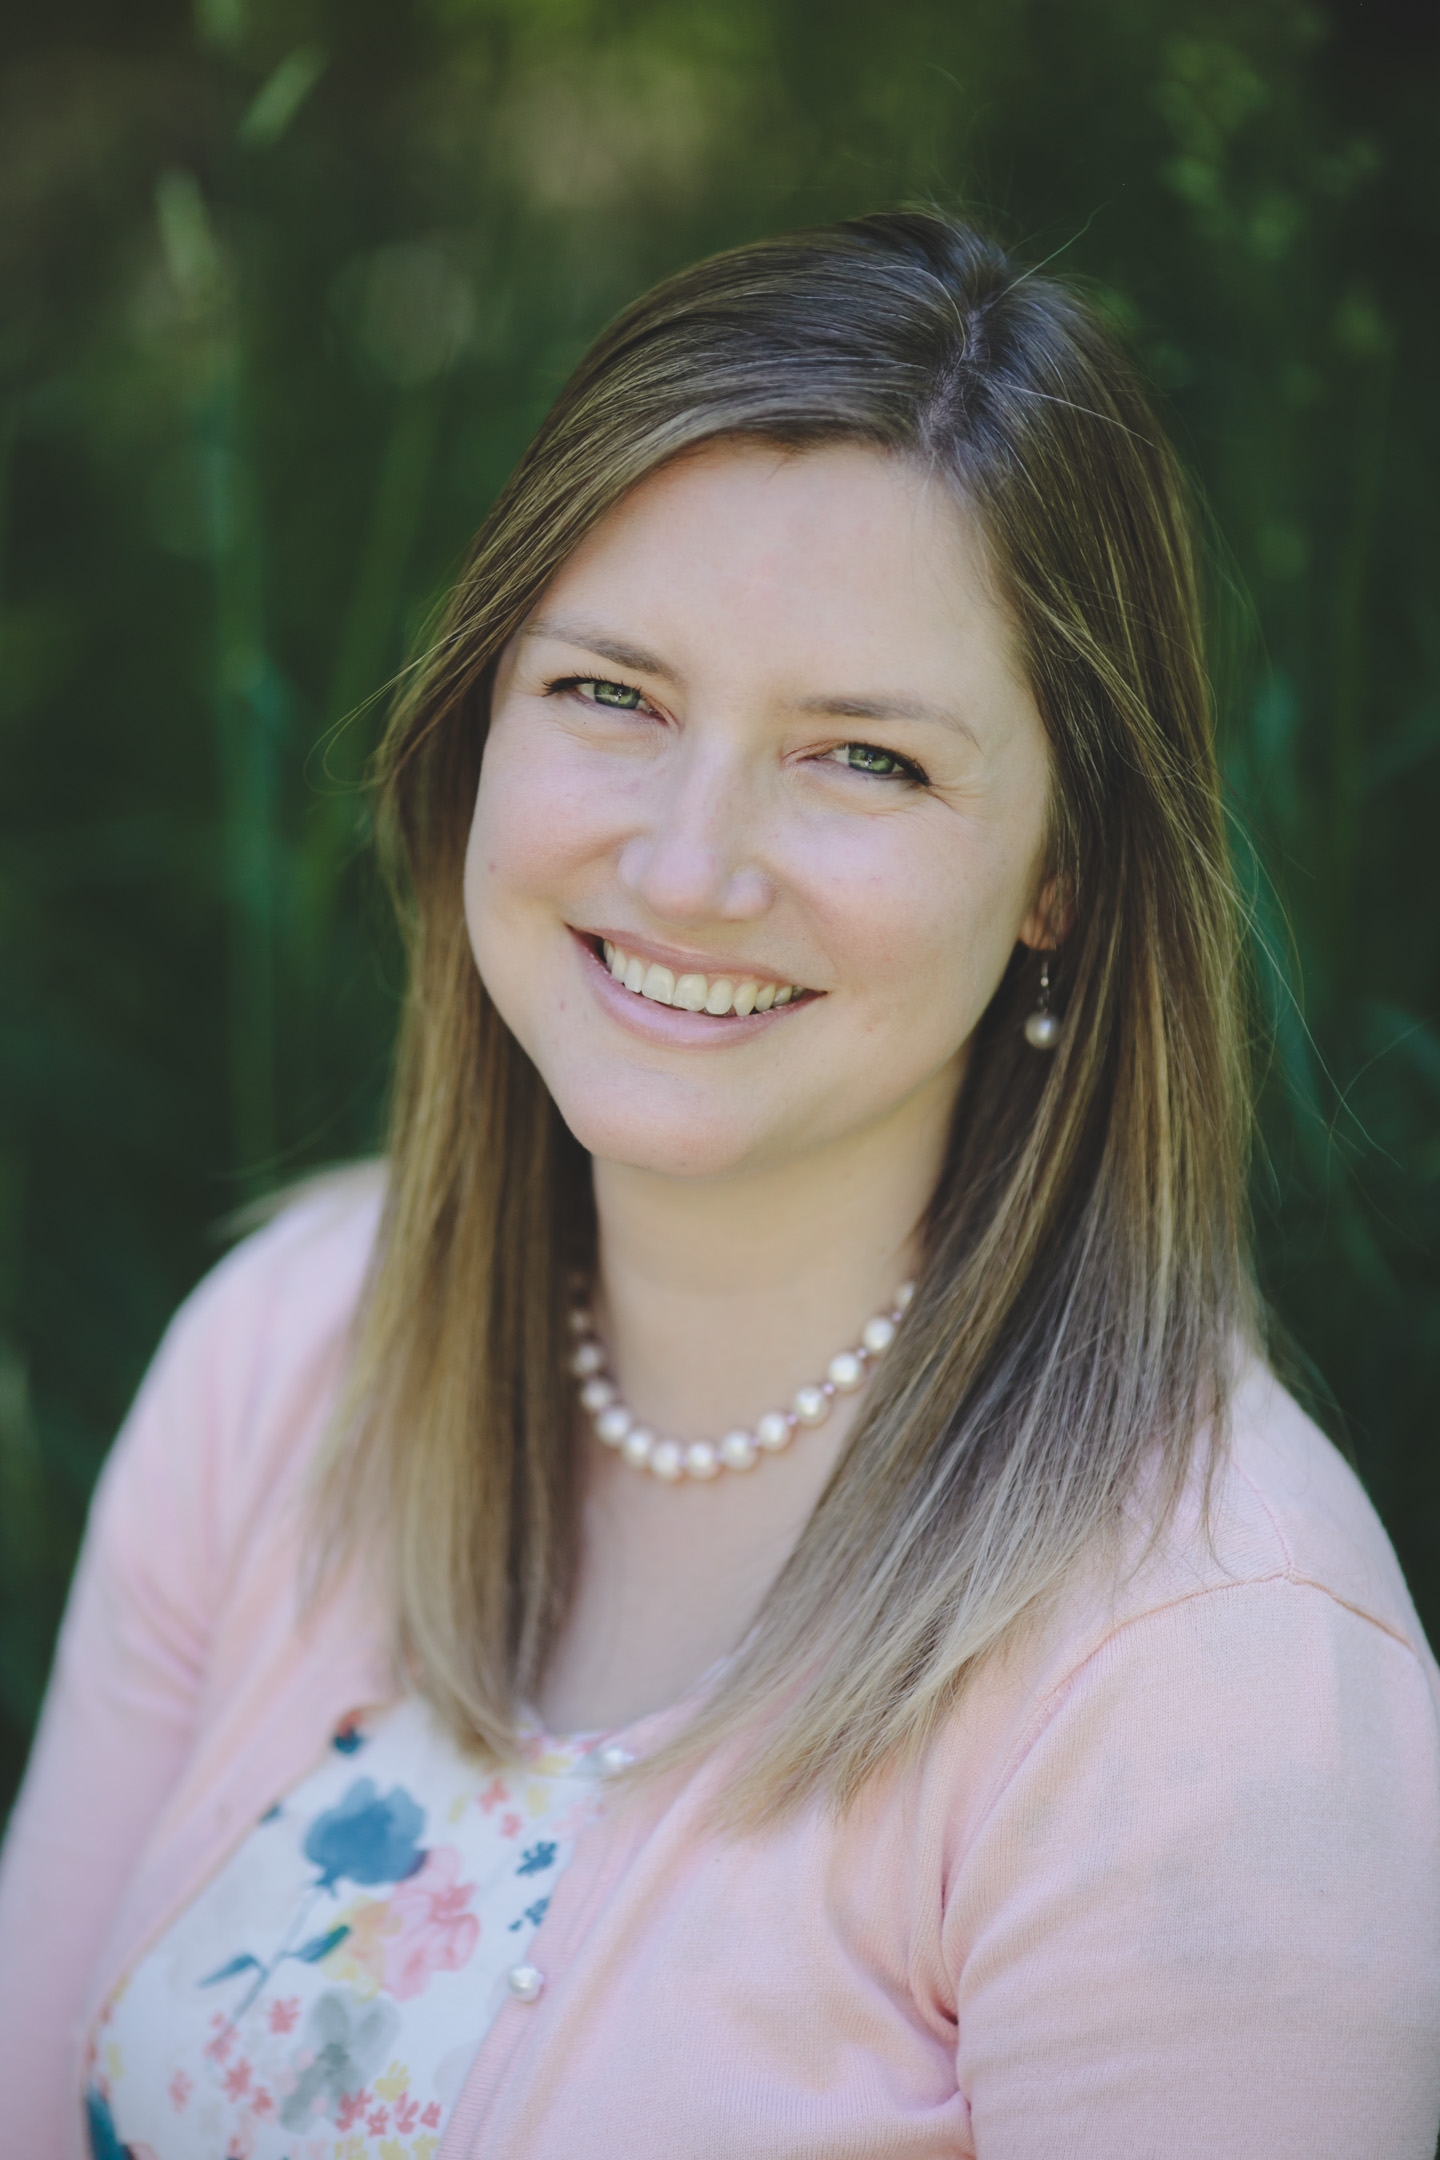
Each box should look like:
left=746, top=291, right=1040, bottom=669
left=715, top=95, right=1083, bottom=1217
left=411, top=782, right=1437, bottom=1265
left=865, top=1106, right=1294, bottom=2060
left=615, top=746, right=773, bottom=926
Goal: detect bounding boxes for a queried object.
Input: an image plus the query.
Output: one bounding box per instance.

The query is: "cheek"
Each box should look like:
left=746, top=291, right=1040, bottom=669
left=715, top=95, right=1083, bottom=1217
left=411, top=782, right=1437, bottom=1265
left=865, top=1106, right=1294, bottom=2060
left=465, top=716, right=605, bottom=932
left=827, top=874, right=931, bottom=1018
left=818, top=828, right=1029, bottom=1034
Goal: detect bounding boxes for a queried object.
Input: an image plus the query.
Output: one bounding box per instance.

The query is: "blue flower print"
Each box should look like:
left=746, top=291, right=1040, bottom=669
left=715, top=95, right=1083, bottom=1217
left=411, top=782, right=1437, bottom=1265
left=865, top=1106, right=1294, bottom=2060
left=196, top=1778, right=427, bottom=2040
left=331, top=1713, right=366, bottom=1754
left=304, top=1777, right=427, bottom=1892
left=509, top=1895, right=551, bottom=1932
left=516, top=1840, right=557, bottom=1877
left=85, top=2085, right=132, bottom=2160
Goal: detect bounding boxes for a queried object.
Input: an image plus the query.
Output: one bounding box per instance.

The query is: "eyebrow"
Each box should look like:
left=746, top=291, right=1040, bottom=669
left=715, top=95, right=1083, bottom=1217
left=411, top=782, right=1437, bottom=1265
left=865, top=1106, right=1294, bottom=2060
left=523, top=616, right=981, bottom=747
left=793, top=691, right=980, bottom=748
left=522, top=617, right=676, bottom=682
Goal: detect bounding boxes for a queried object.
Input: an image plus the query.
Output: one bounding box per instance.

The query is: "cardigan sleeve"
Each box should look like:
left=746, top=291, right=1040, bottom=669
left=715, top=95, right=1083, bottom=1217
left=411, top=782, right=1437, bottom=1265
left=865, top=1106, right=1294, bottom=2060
left=946, top=1576, right=1440, bottom=2159
left=0, top=1175, right=381, bottom=2156
left=0, top=1271, right=241, bottom=2151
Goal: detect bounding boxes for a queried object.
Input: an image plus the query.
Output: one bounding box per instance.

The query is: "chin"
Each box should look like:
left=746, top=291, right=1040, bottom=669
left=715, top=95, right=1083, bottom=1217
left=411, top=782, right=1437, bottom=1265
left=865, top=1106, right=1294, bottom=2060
left=544, top=1072, right=785, bottom=1182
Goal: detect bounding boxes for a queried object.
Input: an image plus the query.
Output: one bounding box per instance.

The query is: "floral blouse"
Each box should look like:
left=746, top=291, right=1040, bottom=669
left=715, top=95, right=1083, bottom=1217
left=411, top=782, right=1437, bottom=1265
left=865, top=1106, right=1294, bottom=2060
left=86, top=1697, right=615, bottom=2160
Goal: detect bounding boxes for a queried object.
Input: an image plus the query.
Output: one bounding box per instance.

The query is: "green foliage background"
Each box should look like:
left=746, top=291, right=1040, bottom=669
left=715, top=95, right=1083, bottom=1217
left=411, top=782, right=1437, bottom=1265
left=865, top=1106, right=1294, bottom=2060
left=2, top=0, right=1437, bottom=1812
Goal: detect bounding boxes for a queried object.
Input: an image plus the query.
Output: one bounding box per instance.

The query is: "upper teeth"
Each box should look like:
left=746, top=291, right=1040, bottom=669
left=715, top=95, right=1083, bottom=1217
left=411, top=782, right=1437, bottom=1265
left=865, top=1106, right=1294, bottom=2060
left=602, top=941, right=800, bottom=1017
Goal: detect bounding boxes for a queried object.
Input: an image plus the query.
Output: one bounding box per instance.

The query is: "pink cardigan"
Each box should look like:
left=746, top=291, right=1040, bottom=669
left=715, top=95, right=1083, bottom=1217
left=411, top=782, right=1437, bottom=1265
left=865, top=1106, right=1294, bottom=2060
left=2, top=1181, right=1438, bottom=2158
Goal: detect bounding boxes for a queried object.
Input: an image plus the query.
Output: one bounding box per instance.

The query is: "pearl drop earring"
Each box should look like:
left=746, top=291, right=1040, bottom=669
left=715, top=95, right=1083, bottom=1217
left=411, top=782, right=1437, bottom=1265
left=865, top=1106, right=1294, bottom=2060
left=1024, top=956, right=1062, bottom=1050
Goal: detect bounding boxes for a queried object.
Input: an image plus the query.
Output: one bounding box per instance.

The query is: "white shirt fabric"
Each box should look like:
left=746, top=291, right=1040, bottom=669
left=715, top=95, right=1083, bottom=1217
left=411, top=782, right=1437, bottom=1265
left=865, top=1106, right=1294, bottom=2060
left=89, top=1696, right=609, bottom=2158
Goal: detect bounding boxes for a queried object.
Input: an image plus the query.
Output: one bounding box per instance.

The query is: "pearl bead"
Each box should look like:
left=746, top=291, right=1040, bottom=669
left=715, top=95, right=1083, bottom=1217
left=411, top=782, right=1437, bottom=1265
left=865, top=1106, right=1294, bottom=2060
left=507, top=1963, right=545, bottom=2002
left=1024, top=1009, right=1062, bottom=1049
left=597, top=1743, right=635, bottom=1773
left=564, top=1282, right=918, bottom=1487
left=755, top=1410, right=793, bottom=1451
left=827, top=1350, right=864, bottom=1392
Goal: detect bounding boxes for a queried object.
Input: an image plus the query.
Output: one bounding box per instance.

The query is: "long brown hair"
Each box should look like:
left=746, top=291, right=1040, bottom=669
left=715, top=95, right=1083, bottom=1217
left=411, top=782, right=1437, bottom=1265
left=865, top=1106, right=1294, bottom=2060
left=317, top=212, right=1255, bottom=1819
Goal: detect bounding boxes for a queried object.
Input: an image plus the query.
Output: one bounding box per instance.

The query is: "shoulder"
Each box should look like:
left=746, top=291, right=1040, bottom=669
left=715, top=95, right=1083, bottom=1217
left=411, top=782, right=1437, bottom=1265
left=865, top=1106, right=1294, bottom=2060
left=92, top=1163, right=386, bottom=1557
left=921, top=1360, right=1439, bottom=1847
left=1131, top=1356, right=1431, bottom=1660
left=930, top=1369, right=1440, bottom=2152
left=169, top=1161, right=386, bottom=1374
left=1062, top=1355, right=1439, bottom=1730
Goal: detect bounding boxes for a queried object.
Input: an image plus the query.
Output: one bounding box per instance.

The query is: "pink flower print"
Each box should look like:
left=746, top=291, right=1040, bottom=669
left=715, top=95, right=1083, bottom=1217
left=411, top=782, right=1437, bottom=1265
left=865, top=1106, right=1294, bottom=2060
left=335, top=2089, right=370, bottom=2130
left=548, top=1789, right=605, bottom=1841
left=476, top=1777, right=508, bottom=1815
left=167, top=2070, right=193, bottom=2112
left=268, top=1996, right=300, bottom=2035
left=375, top=1846, right=480, bottom=2000
left=393, top=2093, right=419, bottom=2133
left=367, top=2104, right=390, bottom=2134
left=222, top=2056, right=253, bottom=2101
left=421, top=2101, right=442, bottom=2128
left=205, top=2010, right=236, bottom=2061
left=252, top=2085, right=275, bottom=2119
left=499, top=1812, right=522, bottom=1838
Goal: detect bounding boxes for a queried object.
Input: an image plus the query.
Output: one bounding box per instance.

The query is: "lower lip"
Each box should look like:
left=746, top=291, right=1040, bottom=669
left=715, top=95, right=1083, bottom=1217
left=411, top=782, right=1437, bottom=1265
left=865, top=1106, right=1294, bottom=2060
left=569, top=931, right=817, bottom=1048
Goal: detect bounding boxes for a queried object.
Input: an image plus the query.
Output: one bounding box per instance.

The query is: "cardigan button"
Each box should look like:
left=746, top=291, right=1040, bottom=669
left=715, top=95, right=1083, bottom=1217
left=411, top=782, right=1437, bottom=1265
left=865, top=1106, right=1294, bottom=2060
left=507, top=1963, right=545, bottom=2003
left=597, top=1743, right=635, bottom=1774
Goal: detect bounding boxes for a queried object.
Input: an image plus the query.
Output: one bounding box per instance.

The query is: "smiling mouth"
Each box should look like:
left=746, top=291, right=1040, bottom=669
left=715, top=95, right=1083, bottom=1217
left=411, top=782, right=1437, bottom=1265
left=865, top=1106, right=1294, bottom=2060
left=581, top=934, right=818, bottom=1019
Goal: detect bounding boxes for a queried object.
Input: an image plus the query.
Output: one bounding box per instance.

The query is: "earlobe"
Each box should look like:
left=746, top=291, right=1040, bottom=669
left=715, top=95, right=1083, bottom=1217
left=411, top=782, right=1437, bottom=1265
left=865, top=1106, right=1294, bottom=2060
left=1019, top=869, right=1074, bottom=953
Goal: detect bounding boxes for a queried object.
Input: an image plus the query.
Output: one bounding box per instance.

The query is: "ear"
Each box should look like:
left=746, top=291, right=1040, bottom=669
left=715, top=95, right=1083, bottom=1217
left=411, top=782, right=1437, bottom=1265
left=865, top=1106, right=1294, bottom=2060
left=1019, top=868, right=1074, bottom=953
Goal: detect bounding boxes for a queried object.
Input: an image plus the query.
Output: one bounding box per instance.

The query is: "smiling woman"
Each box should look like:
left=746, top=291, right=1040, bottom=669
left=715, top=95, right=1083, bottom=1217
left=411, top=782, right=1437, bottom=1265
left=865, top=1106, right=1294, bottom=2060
left=2, top=214, right=1438, bottom=2160
left=467, top=443, right=1055, bottom=1199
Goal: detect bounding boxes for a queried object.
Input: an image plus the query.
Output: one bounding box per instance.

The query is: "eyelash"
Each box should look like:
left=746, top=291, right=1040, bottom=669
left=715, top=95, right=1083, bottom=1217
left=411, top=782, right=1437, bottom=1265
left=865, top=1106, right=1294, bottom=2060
left=544, top=675, right=930, bottom=789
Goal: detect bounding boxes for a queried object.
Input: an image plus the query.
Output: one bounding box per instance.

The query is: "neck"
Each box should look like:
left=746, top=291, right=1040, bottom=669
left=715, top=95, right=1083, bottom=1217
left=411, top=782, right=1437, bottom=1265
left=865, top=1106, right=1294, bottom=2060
left=589, top=1065, right=958, bottom=1440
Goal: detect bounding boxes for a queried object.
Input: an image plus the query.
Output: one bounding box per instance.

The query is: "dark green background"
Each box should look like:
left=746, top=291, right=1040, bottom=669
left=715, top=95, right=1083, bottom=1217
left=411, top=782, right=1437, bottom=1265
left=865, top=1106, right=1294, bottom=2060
left=3, top=0, right=1437, bottom=1815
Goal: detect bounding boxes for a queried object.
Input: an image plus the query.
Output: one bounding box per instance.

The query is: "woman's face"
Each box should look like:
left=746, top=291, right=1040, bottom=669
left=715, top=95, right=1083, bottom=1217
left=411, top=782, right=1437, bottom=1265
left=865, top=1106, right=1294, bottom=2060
left=465, top=440, right=1056, bottom=1181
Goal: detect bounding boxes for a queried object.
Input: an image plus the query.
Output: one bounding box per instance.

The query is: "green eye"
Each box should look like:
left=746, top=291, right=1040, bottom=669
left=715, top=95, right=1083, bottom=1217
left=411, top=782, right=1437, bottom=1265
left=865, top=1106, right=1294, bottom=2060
left=835, top=743, right=903, bottom=776
left=584, top=679, right=644, bottom=710
left=823, top=741, right=929, bottom=787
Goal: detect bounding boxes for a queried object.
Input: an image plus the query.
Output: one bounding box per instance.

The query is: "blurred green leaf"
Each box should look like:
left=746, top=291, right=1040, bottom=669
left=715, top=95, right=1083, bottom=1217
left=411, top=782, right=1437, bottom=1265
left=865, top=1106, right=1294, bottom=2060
left=239, top=45, right=328, bottom=148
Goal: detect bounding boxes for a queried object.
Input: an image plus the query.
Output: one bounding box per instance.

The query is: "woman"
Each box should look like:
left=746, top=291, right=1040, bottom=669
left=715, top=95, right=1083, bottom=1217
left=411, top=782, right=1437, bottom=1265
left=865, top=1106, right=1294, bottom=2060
left=2, top=211, right=1436, bottom=2158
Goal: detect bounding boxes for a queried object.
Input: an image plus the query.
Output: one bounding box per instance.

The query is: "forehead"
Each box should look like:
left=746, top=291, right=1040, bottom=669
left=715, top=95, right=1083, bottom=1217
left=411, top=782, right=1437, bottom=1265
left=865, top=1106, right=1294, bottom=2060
left=533, top=438, right=1015, bottom=689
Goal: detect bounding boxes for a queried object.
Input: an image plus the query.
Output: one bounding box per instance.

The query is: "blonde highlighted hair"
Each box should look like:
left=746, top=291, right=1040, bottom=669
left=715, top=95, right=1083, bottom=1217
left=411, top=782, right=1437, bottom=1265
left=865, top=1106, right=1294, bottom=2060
left=317, top=212, right=1255, bottom=1819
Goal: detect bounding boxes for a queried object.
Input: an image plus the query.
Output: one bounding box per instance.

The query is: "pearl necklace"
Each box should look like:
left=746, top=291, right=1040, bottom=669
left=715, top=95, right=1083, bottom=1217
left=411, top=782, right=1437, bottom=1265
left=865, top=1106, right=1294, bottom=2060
left=567, top=1281, right=915, bottom=1484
